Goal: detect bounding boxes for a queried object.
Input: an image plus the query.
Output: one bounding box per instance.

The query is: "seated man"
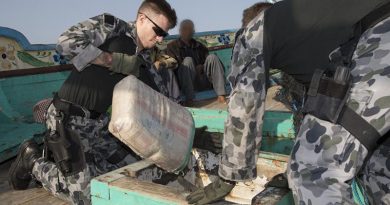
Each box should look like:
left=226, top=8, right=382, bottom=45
left=167, top=20, right=227, bottom=105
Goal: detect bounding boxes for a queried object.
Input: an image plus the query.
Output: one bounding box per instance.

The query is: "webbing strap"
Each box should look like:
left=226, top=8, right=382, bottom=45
left=335, top=2, right=390, bottom=153
left=361, top=2, right=390, bottom=32
left=338, top=106, right=381, bottom=152
left=316, top=78, right=349, bottom=99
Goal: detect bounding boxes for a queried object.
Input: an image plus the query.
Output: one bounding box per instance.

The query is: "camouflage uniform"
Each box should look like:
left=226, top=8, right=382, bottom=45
left=219, top=12, right=266, bottom=181
left=33, top=105, right=138, bottom=205
left=56, top=13, right=173, bottom=98
left=287, top=17, right=390, bottom=205
left=31, top=13, right=178, bottom=205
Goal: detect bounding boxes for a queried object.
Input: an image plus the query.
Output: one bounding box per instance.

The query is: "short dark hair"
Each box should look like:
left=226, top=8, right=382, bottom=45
left=138, top=0, right=177, bottom=28
left=242, top=2, right=273, bottom=27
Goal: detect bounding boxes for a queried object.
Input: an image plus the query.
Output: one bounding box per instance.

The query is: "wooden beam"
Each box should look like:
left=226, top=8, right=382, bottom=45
left=123, top=160, right=155, bottom=178
left=0, top=64, right=73, bottom=78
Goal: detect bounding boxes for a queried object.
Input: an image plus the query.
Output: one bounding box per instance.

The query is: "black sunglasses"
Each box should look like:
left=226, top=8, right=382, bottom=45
left=139, top=12, right=169, bottom=38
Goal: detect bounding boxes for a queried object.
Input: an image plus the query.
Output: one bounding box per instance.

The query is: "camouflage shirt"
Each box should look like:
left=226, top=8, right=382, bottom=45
left=56, top=13, right=137, bottom=71
left=56, top=13, right=173, bottom=97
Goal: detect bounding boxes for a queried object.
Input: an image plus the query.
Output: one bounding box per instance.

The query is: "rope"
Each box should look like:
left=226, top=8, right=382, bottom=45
left=351, top=178, right=369, bottom=205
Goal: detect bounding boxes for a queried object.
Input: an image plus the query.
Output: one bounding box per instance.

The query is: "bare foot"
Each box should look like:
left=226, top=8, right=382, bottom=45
left=217, top=96, right=227, bottom=104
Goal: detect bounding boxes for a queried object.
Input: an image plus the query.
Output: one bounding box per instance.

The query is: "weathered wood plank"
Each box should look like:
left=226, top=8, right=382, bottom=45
left=191, top=98, right=227, bottom=110
left=257, top=152, right=288, bottom=180
left=190, top=86, right=291, bottom=112
left=91, top=151, right=290, bottom=205
left=110, top=177, right=188, bottom=205
left=0, top=188, right=67, bottom=205
left=265, top=86, right=290, bottom=112
left=23, top=193, right=69, bottom=205
left=123, top=160, right=155, bottom=178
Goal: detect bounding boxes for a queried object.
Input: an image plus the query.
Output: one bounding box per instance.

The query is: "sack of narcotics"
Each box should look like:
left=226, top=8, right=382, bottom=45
left=109, top=75, right=195, bottom=173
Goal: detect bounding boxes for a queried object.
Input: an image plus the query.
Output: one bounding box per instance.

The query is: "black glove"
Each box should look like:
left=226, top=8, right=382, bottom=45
left=186, top=177, right=235, bottom=205
left=193, top=126, right=223, bottom=154
left=265, top=173, right=289, bottom=189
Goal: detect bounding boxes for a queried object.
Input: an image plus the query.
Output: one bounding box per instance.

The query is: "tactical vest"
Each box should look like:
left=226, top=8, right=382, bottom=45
left=304, top=2, right=390, bottom=155
left=58, top=35, right=160, bottom=114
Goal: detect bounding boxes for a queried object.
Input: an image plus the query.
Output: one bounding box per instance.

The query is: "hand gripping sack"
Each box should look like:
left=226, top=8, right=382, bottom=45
left=109, top=75, right=195, bottom=173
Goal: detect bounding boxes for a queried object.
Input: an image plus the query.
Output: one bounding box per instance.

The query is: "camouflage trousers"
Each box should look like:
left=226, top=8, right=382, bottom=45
left=32, top=104, right=138, bottom=205
left=287, top=114, right=390, bottom=205
left=219, top=11, right=266, bottom=182
left=287, top=17, right=390, bottom=204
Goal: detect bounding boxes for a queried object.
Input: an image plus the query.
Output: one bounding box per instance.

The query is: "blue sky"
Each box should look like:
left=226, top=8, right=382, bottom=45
left=0, top=0, right=264, bottom=44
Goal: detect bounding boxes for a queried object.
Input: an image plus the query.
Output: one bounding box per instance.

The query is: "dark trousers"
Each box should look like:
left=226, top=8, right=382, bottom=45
left=157, top=68, right=181, bottom=102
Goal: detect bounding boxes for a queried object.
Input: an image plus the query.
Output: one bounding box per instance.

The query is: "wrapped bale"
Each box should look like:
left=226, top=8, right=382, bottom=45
left=109, top=75, right=195, bottom=173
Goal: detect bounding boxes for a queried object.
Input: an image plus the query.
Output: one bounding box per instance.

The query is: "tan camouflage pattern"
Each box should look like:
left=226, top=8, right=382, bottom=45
left=287, top=16, right=390, bottom=205
left=218, top=12, right=266, bottom=182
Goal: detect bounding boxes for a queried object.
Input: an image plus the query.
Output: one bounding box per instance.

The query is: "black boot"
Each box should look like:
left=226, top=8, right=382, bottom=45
left=8, top=139, right=41, bottom=190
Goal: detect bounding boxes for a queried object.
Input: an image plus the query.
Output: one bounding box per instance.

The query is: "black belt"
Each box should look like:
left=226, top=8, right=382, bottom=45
left=52, top=93, right=101, bottom=119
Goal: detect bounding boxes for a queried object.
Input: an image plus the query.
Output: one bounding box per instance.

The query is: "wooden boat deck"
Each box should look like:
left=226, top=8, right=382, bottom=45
left=191, top=86, right=290, bottom=112
left=0, top=159, right=68, bottom=205
left=0, top=86, right=292, bottom=205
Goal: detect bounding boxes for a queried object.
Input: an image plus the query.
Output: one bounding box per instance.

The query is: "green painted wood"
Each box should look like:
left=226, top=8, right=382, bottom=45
left=91, top=180, right=110, bottom=201
left=91, top=151, right=291, bottom=205
left=262, top=111, right=295, bottom=138
left=188, top=108, right=295, bottom=138
left=258, top=151, right=290, bottom=162
left=91, top=165, right=134, bottom=200
left=261, top=137, right=294, bottom=155
left=0, top=71, right=69, bottom=162
left=188, top=108, right=227, bottom=133
left=210, top=48, right=232, bottom=78
left=276, top=191, right=295, bottom=205
left=108, top=187, right=179, bottom=205
left=91, top=196, right=113, bottom=205
left=188, top=107, right=295, bottom=155
left=0, top=125, right=44, bottom=162
left=0, top=71, right=69, bottom=118
left=92, top=164, right=185, bottom=205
